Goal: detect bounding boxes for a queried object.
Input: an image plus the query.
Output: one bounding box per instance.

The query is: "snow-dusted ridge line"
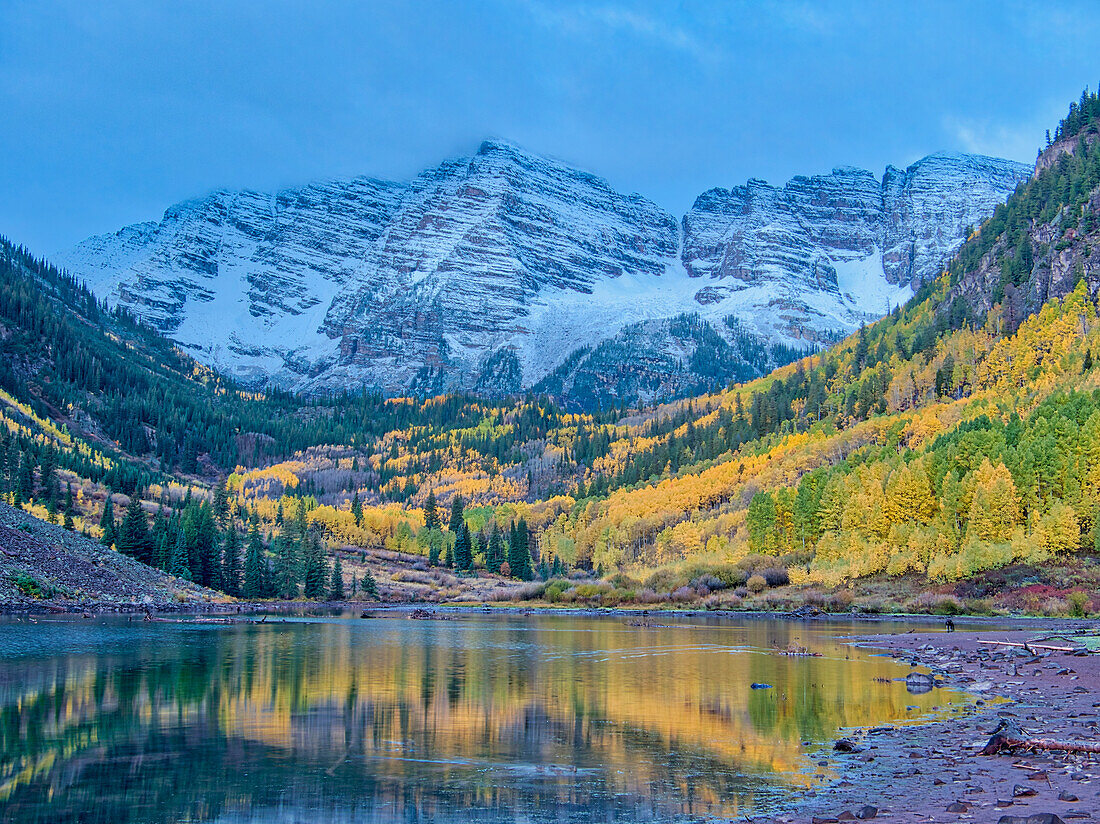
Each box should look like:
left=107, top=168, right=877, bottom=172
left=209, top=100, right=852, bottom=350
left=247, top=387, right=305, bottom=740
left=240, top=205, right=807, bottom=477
left=54, top=142, right=1030, bottom=404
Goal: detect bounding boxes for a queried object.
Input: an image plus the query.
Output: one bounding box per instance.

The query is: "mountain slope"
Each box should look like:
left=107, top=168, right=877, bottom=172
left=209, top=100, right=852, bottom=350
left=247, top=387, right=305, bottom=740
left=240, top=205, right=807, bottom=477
left=517, top=91, right=1100, bottom=603
left=56, top=143, right=1028, bottom=406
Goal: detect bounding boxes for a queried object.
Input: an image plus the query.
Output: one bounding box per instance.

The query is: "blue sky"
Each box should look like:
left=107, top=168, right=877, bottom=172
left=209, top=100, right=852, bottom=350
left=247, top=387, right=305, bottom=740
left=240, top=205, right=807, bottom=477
left=2, top=0, right=1098, bottom=253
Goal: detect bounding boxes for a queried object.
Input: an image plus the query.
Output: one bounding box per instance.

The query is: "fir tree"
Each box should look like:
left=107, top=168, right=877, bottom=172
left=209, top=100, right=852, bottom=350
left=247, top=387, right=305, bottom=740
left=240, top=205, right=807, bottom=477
left=117, top=496, right=151, bottom=564
left=330, top=554, right=345, bottom=600
left=351, top=491, right=363, bottom=526
left=303, top=533, right=327, bottom=599
left=41, top=450, right=58, bottom=520
left=448, top=495, right=464, bottom=533
left=183, top=502, right=221, bottom=589
left=423, top=490, right=440, bottom=531
left=63, top=482, right=75, bottom=531
left=243, top=525, right=266, bottom=598
left=273, top=530, right=299, bottom=599
left=454, top=522, right=473, bottom=570
left=169, top=528, right=191, bottom=580
left=213, top=480, right=230, bottom=527
left=486, top=522, right=505, bottom=573
left=222, top=524, right=242, bottom=596
left=150, top=504, right=169, bottom=569
left=508, top=518, right=532, bottom=580
left=260, top=545, right=277, bottom=598
left=99, top=496, right=117, bottom=548
left=16, top=453, right=34, bottom=506
left=360, top=566, right=379, bottom=599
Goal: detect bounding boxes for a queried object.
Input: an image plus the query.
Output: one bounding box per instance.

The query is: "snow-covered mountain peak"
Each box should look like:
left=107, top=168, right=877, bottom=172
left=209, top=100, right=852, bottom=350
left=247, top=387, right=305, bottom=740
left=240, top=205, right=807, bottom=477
left=54, top=142, right=1030, bottom=406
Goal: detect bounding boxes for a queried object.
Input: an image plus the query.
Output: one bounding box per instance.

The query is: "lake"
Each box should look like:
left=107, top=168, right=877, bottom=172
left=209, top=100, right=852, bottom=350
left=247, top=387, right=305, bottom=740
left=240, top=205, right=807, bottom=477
left=0, top=611, right=972, bottom=823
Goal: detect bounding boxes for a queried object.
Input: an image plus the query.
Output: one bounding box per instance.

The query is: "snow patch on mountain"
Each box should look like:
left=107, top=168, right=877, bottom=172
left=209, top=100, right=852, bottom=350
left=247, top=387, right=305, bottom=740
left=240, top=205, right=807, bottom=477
left=54, top=143, right=1030, bottom=404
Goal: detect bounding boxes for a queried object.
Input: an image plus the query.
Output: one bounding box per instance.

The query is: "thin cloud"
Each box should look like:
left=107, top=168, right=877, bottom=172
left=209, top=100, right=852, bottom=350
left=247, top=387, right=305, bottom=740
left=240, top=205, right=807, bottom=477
left=517, top=1, right=718, bottom=63
left=943, top=115, right=1043, bottom=163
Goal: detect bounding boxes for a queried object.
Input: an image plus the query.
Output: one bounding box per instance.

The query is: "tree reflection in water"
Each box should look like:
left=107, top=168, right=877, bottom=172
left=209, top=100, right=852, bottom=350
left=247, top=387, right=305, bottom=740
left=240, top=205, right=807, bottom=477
left=0, top=614, right=967, bottom=823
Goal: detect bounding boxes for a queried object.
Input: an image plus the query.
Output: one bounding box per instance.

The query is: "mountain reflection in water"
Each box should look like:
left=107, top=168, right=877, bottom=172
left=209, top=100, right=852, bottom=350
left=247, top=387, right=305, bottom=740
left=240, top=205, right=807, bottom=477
left=0, top=613, right=968, bottom=823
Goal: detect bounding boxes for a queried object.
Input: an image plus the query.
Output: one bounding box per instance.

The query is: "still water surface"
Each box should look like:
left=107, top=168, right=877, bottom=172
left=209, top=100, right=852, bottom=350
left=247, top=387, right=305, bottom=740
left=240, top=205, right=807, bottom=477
left=0, top=612, right=969, bottom=823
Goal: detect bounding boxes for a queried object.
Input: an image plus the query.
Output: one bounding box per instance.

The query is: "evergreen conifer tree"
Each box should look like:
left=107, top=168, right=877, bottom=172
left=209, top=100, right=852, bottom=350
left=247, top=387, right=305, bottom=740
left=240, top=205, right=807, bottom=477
left=487, top=522, right=505, bottom=573
left=150, top=504, right=169, bottom=569
left=243, top=525, right=266, bottom=598
left=360, top=566, right=378, bottom=598
left=222, top=524, right=242, bottom=596
left=16, top=453, right=34, bottom=506
left=351, top=491, right=363, bottom=526
left=448, top=495, right=464, bottom=533
left=508, top=518, right=532, bottom=580
left=454, top=522, right=473, bottom=570
left=423, top=490, right=440, bottom=531
left=213, top=480, right=230, bottom=527
left=303, top=533, right=327, bottom=599
left=273, top=530, right=299, bottom=599
left=117, top=496, right=151, bottom=564
left=63, top=482, right=75, bottom=531
left=169, top=528, right=191, bottom=579
left=99, top=496, right=116, bottom=548
left=330, top=554, right=345, bottom=600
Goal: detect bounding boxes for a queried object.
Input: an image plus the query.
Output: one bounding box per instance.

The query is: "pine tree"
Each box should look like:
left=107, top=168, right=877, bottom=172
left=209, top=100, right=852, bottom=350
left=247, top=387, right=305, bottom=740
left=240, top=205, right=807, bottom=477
left=117, top=496, right=152, bottom=564
left=329, top=554, right=345, bottom=600
left=243, top=525, right=266, bottom=598
left=169, top=528, right=191, bottom=580
left=222, top=524, right=242, bottom=596
left=99, top=495, right=117, bottom=548
left=448, top=495, right=464, bottom=533
left=350, top=574, right=358, bottom=596
left=351, top=491, right=363, bottom=526
left=303, top=533, right=327, bottom=599
left=260, top=544, right=277, bottom=598
left=184, top=503, right=221, bottom=589
left=16, top=453, right=34, bottom=506
left=213, top=480, right=230, bottom=527
left=454, top=522, right=473, bottom=570
left=486, top=522, right=505, bottom=573
left=423, top=490, right=440, bottom=531
left=63, top=482, right=75, bottom=531
left=360, top=566, right=379, bottom=599
left=41, top=450, right=58, bottom=520
left=273, top=530, right=299, bottom=599
left=508, top=519, right=532, bottom=580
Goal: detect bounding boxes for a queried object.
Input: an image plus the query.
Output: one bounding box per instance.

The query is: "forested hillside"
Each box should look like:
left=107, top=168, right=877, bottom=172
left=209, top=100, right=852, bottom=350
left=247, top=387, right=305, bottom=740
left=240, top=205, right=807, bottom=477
left=3, top=91, right=1100, bottom=613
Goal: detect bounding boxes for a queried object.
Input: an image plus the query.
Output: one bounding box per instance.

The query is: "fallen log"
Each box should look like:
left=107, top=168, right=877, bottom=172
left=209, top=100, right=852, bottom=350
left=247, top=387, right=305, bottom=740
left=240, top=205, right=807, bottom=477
left=977, top=640, right=1078, bottom=653
left=980, top=720, right=1100, bottom=756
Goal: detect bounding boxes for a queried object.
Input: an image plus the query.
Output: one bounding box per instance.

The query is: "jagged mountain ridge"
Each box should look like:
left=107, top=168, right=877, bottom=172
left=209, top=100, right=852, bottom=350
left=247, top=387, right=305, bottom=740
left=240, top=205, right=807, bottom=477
left=55, top=140, right=1029, bottom=405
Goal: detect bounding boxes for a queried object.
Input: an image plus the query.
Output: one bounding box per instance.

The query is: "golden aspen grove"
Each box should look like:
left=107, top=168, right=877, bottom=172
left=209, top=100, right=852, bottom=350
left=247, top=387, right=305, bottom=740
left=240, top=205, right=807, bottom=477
left=4, top=92, right=1100, bottom=616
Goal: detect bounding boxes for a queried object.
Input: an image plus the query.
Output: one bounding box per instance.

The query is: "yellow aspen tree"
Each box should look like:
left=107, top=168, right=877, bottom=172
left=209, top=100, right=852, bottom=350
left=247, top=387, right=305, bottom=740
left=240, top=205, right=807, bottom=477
left=966, top=459, right=1020, bottom=543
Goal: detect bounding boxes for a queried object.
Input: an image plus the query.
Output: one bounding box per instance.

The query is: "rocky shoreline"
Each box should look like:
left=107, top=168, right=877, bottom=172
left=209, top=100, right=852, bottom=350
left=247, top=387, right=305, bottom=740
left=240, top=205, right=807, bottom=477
left=786, top=624, right=1100, bottom=823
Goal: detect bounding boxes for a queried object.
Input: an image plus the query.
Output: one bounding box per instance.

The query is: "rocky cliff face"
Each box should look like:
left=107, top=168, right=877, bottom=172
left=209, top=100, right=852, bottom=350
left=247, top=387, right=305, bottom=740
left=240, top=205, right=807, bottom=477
left=55, top=142, right=1029, bottom=406
left=953, top=124, right=1100, bottom=327
left=682, top=154, right=1030, bottom=344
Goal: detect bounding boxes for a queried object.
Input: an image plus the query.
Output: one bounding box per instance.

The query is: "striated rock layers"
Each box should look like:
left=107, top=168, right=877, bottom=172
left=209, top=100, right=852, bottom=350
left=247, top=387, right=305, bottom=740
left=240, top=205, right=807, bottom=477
left=56, top=140, right=1029, bottom=406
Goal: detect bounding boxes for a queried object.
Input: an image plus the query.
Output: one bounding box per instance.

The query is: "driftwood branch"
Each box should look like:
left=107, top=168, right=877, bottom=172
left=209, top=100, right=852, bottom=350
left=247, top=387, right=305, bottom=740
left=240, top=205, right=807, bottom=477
left=980, top=719, right=1100, bottom=756
left=977, top=640, right=1077, bottom=653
